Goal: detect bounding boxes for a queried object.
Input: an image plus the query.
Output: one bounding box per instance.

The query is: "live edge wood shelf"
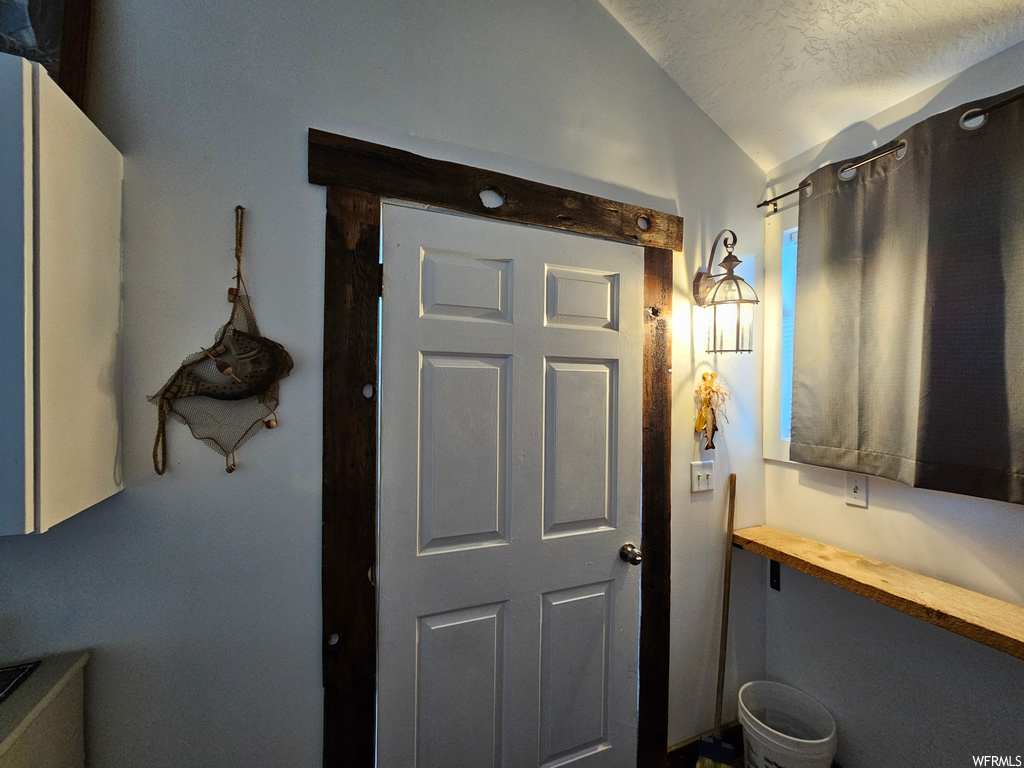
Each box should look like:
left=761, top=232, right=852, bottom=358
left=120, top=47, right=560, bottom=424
left=733, top=525, right=1024, bottom=662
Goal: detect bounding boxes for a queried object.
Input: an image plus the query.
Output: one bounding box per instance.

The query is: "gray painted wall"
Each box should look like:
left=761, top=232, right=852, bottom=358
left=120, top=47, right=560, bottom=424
left=0, top=1, right=767, bottom=764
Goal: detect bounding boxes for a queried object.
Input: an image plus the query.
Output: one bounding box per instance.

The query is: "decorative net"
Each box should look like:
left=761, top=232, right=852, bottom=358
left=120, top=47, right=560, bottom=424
left=149, top=207, right=293, bottom=473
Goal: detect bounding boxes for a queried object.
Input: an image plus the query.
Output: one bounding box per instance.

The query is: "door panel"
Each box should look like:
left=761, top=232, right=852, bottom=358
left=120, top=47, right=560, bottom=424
left=378, top=202, right=642, bottom=767
left=543, top=359, right=617, bottom=536
left=417, top=602, right=506, bottom=768
left=545, top=267, right=619, bottom=330
left=421, top=249, right=512, bottom=322
left=540, top=582, right=612, bottom=766
left=419, top=353, right=510, bottom=552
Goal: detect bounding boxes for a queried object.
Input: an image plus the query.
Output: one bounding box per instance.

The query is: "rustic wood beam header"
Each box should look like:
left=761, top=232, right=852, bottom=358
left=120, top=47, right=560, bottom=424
left=308, top=129, right=683, bottom=251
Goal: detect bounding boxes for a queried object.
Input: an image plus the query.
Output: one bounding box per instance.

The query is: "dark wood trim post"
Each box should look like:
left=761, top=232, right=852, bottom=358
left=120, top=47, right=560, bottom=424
left=322, top=187, right=380, bottom=768
left=637, top=246, right=673, bottom=767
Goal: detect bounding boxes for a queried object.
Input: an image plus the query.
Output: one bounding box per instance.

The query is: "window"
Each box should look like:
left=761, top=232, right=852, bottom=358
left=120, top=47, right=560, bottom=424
left=762, top=207, right=799, bottom=461
left=780, top=227, right=797, bottom=440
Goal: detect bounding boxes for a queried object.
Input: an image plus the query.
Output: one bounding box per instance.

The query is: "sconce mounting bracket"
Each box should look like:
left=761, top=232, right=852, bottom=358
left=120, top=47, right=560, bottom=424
left=693, top=271, right=716, bottom=306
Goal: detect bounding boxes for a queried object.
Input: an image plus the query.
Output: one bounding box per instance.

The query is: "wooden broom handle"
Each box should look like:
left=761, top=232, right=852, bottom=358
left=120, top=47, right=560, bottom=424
left=713, top=473, right=737, bottom=737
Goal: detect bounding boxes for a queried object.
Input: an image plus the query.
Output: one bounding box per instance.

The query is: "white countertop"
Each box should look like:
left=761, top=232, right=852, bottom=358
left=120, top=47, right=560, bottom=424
left=0, top=651, right=89, bottom=757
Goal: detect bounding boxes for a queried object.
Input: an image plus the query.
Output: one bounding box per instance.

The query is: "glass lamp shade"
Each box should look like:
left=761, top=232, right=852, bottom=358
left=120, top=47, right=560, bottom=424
left=705, top=275, right=758, bottom=353
left=694, top=230, right=759, bottom=353
left=707, top=274, right=759, bottom=304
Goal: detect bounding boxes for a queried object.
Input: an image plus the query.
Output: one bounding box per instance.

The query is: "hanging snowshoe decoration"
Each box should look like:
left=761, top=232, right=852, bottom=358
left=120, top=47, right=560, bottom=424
left=149, top=206, right=293, bottom=473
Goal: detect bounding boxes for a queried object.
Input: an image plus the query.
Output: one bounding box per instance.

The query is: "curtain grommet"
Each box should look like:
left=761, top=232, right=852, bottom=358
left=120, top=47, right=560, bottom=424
left=959, top=109, right=987, bottom=131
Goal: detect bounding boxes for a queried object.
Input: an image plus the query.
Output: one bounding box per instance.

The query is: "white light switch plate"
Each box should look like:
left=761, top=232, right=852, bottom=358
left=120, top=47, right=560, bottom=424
left=846, top=473, right=868, bottom=507
left=691, top=461, right=714, bottom=492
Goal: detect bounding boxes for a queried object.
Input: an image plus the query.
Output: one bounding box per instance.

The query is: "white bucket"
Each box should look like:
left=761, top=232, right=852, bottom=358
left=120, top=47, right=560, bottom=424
left=738, top=681, right=837, bottom=768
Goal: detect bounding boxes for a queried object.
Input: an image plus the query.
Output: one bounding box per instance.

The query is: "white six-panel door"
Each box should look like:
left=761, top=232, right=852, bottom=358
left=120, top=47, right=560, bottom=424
left=378, top=202, right=643, bottom=768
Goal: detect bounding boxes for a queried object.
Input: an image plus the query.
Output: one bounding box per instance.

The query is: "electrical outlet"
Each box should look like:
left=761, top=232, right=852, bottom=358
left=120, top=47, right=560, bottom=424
left=690, top=461, right=714, bottom=493
left=846, top=473, right=868, bottom=507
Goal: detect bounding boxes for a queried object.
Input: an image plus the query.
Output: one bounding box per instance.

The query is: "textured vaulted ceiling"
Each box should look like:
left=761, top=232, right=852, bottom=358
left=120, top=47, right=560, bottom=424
left=599, top=0, right=1024, bottom=170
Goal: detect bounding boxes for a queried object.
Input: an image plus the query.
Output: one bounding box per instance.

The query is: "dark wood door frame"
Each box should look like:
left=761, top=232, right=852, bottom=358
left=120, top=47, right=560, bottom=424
left=312, top=130, right=677, bottom=768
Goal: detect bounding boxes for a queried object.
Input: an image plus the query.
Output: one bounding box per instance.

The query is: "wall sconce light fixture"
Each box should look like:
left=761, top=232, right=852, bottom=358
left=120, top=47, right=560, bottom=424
left=693, top=229, right=759, bottom=353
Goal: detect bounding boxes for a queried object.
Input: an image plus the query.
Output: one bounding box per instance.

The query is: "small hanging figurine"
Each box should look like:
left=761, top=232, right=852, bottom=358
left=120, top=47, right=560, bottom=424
left=694, top=371, right=730, bottom=450
left=148, top=206, right=294, bottom=473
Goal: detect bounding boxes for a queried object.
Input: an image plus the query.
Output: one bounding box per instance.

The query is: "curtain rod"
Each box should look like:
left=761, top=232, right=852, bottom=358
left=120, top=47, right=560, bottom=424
left=756, top=182, right=810, bottom=213
left=757, top=143, right=905, bottom=213
left=756, top=89, right=1024, bottom=214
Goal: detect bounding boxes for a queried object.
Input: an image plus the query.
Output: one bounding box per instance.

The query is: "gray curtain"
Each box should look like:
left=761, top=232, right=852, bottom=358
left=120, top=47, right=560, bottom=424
left=791, top=84, right=1024, bottom=505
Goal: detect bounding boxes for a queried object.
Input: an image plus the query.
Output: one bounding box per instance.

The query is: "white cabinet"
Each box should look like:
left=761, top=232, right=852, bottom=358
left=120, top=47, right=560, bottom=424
left=0, top=53, right=123, bottom=535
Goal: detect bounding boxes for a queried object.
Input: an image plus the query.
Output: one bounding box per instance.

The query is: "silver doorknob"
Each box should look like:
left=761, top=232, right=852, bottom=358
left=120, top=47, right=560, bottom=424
left=619, top=543, right=642, bottom=565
